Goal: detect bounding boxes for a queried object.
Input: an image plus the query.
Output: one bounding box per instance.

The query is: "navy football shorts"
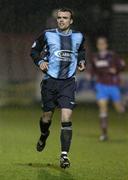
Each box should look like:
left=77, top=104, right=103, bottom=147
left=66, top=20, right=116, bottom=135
left=40, top=77, right=76, bottom=112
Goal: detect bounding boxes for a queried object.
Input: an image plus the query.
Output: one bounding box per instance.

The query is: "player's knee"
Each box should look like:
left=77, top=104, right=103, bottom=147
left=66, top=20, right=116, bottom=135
left=61, top=109, right=72, bottom=122
left=99, top=112, right=108, bottom=118
left=62, top=119, right=71, bottom=123
left=61, top=115, right=71, bottom=122
left=42, top=111, right=53, bottom=122
left=99, top=104, right=108, bottom=114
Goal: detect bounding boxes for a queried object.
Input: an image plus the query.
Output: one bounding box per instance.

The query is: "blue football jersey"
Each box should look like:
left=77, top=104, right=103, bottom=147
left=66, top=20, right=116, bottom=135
left=31, top=28, right=86, bottom=79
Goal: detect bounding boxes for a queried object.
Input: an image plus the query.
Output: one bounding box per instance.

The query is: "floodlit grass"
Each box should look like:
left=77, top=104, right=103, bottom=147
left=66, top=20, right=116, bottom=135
left=0, top=105, right=128, bottom=180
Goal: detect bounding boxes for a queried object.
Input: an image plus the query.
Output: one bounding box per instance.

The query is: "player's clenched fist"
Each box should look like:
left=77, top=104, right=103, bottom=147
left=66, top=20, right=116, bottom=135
left=39, top=62, right=48, bottom=71
left=78, top=62, right=86, bottom=72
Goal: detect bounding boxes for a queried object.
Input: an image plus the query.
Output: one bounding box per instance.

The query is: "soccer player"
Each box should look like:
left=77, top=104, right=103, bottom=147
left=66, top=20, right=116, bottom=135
left=89, top=36, right=125, bottom=141
left=30, top=8, right=86, bottom=168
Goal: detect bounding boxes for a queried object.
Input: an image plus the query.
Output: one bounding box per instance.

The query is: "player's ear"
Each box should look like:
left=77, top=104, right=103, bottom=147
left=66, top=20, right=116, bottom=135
left=70, top=19, right=73, bottom=25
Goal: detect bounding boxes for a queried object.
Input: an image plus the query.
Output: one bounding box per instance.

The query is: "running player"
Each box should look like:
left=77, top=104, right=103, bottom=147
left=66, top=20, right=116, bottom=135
left=30, top=8, right=86, bottom=168
left=89, top=36, right=125, bottom=141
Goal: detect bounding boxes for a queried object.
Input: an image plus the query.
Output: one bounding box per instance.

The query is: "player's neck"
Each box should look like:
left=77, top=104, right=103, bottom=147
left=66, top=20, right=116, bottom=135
left=58, top=28, right=71, bottom=34
left=99, top=50, right=108, bottom=56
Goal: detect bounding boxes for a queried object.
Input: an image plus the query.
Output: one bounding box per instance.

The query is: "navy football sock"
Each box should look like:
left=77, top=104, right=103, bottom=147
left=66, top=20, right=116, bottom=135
left=60, top=122, right=72, bottom=154
left=39, top=118, right=51, bottom=135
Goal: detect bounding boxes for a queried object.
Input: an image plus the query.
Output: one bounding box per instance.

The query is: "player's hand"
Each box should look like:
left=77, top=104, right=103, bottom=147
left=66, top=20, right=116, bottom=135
left=109, top=67, right=117, bottom=74
left=39, top=62, right=48, bottom=71
left=78, top=62, right=86, bottom=72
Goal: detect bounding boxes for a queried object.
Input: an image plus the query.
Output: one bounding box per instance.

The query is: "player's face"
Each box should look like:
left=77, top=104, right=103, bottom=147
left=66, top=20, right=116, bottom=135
left=96, top=38, right=108, bottom=51
left=57, top=11, right=73, bottom=31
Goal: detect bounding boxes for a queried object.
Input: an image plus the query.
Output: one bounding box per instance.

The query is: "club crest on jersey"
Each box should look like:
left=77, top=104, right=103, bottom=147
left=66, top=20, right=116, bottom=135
left=55, top=50, right=74, bottom=61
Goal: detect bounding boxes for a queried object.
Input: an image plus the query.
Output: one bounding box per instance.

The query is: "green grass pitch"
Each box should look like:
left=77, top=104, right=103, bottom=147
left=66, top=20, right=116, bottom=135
left=0, top=105, right=128, bottom=180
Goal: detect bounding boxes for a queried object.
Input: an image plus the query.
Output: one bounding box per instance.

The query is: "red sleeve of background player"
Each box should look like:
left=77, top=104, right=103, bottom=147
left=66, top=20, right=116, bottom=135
left=114, top=53, right=126, bottom=73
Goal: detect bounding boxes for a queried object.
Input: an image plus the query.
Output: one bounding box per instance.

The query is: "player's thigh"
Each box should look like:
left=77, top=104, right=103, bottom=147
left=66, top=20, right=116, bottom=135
left=110, top=86, right=121, bottom=102
left=95, top=83, right=108, bottom=102
left=113, top=101, right=124, bottom=113
left=61, top=108, right=73, bottom=122
left=110, top=86, right=123, bottom=112
left=41, top=79, right=56, bottom=112
left=58, top=78, right=76, bottom=110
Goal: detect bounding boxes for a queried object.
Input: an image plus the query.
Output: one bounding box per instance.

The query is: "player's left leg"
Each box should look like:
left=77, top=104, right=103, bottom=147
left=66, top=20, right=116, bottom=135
left=60, top=108, right=72, bottom=168
left=95, top=83, right=109, bottom=141
left=97, top=99, right=109, bottom=141
left=113, top=101, right=125, bottom=113
left=37, top=78, right=56, bottom=152
left=58, top=77, right=76, bottom=168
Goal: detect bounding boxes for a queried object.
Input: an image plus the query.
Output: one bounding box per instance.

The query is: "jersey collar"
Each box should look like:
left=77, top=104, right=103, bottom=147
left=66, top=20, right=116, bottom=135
left=56, top=28, right=72, bottom=36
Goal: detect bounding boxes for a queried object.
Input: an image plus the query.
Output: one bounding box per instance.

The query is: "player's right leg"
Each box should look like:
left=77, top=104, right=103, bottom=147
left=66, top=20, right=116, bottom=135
left=36, top=111, right=54, bottom=152
left=97, top=99, right=108, bottom=141
left=37, top=78, right=56, bottom=152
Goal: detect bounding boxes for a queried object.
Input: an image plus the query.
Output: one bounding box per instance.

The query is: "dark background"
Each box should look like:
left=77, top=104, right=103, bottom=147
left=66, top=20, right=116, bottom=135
left=0, top=0, right=119, bottom=34
left=0, top=0, right=128, bottom=105
left=1, top=0, right=128, bottom=49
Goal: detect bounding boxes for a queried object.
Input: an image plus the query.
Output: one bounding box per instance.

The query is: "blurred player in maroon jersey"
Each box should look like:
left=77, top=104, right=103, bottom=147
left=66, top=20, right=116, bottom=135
left=89, top=36, right=125, bottom=141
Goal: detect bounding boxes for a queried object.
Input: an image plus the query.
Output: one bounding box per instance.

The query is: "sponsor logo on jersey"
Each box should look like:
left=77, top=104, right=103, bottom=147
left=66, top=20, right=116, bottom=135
left=54, top=50, right=74, bottom=61
left=95, top=60, right=109, bottom=67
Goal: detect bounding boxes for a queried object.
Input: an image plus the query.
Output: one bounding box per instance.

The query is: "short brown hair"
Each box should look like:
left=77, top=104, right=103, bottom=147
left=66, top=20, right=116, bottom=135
left=57, top=8, right=74, bottom=19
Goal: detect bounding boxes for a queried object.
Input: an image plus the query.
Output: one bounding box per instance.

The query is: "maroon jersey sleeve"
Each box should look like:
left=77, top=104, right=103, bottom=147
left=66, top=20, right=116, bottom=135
left=113, top=53, right=126, bottom=73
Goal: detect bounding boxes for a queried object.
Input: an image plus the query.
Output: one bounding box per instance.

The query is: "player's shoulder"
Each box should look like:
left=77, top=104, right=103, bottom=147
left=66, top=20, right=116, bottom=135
left=108, top=50, right=122, bottom=60
left=108, top=50, right=115, bottom=56
left=107, top=50, right=119, bottom=59
left=72, top=30, right=85, bottom=41
left=44, top=28, right=56, bottom=33
left=72, top=30, right=84, bottom=36
left=36, top=29, right=56, bottom=40
left=38, top=29, right=56, bottom=36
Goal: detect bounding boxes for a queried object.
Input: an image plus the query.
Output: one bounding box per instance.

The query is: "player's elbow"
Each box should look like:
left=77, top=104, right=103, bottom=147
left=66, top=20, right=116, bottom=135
left=30, top=49, right=37, bottom=60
